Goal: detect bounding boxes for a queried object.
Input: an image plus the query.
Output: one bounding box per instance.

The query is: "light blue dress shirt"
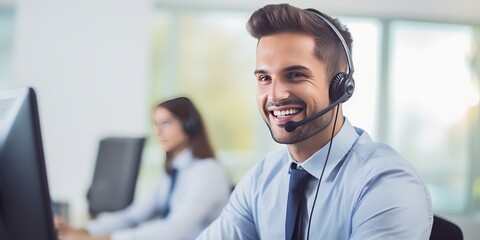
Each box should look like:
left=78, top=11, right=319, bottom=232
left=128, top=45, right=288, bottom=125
left=197, top=119, right=433, bottom=239
left=86, top=149, right=230, bottom=240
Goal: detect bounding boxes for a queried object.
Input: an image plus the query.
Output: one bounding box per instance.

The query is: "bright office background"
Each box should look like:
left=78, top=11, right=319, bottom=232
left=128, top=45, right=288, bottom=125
left=1, top=0, right=480, bottom=238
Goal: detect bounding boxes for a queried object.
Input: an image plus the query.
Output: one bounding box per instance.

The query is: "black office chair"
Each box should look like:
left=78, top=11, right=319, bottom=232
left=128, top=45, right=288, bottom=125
left=430, top=215, right=463, bottom=240
left=86, top=137, right=145, bottom=217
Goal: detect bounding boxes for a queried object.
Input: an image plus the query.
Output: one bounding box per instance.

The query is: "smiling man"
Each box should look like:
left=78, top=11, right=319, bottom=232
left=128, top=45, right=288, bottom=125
left=197, top=4, right=433, bottom=240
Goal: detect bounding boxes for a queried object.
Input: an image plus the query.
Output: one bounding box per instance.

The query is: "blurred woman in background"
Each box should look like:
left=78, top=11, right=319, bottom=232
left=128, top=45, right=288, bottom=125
left=57, top=96, right=231, bottom=240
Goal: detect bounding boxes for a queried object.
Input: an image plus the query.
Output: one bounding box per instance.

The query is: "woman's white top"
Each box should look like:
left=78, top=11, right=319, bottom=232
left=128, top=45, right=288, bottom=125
left=86, top=149, right=230, bottom=240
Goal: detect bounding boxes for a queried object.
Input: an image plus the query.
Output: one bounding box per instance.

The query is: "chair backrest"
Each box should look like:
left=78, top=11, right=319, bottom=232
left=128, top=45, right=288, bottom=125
left=430, top=215, right=463, bottom=240
left=87, top=137, right=146, bottom=216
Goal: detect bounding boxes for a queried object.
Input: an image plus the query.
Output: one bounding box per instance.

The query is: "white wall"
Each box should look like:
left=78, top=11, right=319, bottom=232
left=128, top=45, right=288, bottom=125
left=11, top=0, right=151, bottom=223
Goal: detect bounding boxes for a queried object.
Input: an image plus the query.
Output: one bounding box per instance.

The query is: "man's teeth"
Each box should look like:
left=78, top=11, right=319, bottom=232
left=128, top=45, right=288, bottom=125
left=273, top=109, right=299, bottom=117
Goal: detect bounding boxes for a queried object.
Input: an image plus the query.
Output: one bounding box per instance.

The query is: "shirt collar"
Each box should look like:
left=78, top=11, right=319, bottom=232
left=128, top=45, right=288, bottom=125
left=171, top=148, right=194, bottom=170
left=287, top=118, right=359, bottom=180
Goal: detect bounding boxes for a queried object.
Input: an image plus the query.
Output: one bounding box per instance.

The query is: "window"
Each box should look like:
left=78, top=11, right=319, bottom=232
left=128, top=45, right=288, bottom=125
left=388, top=21, right=478, bottom=213
left=149, top=10, right=259, bottom=183
left=340, top=17, right=382, bottom=139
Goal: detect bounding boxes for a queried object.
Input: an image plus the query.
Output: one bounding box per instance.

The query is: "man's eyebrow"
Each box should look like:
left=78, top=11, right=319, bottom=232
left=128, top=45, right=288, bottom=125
left=282, top=65, right=310, bottom=73
left=254, top=69, right=267, bottom=75
left=254, top=65, right=310, bottom=75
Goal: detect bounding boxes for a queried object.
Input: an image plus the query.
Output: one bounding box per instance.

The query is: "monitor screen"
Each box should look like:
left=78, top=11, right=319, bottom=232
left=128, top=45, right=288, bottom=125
left=0, top=87, right=57, bottom=240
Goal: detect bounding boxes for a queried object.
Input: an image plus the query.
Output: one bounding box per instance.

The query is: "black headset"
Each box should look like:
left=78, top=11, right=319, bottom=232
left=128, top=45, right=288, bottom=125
left=183, top=109, right=198, bottom=137
left=305, top=8, right=355, bottom=103
left=175, top=97, right=198, bottom=137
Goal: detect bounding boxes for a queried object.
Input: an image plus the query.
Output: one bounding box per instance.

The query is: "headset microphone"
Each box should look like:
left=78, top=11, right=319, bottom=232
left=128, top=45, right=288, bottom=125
left=284, top=89, right=352, bottom=132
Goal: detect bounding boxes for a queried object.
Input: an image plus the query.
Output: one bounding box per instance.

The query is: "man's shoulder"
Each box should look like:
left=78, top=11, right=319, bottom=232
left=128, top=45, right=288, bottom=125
left=351, top=131, right=405, bottom=165
left=348, top=133, right=423, bottom=182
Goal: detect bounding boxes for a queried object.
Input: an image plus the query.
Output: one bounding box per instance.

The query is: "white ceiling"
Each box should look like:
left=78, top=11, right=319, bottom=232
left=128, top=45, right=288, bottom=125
left=155, top=0, right=480, bottom=24
left=1, top=0, right=480, bottom=24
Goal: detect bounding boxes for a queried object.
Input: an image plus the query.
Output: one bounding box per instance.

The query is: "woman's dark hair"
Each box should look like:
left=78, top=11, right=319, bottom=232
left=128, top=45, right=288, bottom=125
left=157, top=97, right=215, bottom=170
left=246, top=3, right=353, bottom=83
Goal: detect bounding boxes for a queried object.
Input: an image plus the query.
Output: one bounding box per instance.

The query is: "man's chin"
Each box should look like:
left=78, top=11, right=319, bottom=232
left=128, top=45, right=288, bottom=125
left=270, top=125, right=313, bottom=144
left=266, top=123, right=303, bottom=144
left=271, top=130, right=299, bottom=144
left=267, top=126, right=287, bottom=142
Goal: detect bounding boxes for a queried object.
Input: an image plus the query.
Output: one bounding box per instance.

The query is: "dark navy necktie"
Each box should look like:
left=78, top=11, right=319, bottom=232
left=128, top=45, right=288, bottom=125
left=285, top=163, right=311, bottom=240
left=164, top=168, right=178, bottom=217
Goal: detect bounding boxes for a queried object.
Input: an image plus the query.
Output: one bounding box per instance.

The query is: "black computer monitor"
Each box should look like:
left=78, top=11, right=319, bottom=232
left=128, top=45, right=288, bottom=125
left=0, top=87, right=57, bottom=240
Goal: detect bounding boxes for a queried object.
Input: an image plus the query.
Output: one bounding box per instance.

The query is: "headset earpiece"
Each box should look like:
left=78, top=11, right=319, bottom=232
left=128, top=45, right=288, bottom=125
left=329, top=72, right=355, bottom=103
left=305, top=8, right=356, bottom=105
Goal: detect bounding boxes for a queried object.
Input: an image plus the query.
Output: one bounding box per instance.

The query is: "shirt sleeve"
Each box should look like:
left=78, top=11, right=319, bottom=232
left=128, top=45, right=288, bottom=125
left=349, top=162, right=433, bottom=240
left=196, top=165, right=259, bottom=240
left=109, top=162, right=230, bottom=240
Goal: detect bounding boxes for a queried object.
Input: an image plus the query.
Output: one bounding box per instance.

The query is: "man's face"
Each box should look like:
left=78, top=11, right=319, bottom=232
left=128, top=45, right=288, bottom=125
left=255, top=32, right=333, bottom=144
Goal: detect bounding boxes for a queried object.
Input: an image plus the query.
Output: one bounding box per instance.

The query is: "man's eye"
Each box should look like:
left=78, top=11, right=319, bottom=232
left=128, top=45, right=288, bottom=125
left=258, top=75, right=271, bottom=82
left=287, top=72, right=305, bottom=79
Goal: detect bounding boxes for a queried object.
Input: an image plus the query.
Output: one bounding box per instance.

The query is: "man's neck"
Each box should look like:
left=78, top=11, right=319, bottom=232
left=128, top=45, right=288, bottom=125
left=288, top=115, right=344, bottom=163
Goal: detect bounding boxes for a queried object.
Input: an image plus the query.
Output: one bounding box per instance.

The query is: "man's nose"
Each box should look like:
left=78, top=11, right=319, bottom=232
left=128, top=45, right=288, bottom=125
left=268, top=79, right=290, bottom=103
